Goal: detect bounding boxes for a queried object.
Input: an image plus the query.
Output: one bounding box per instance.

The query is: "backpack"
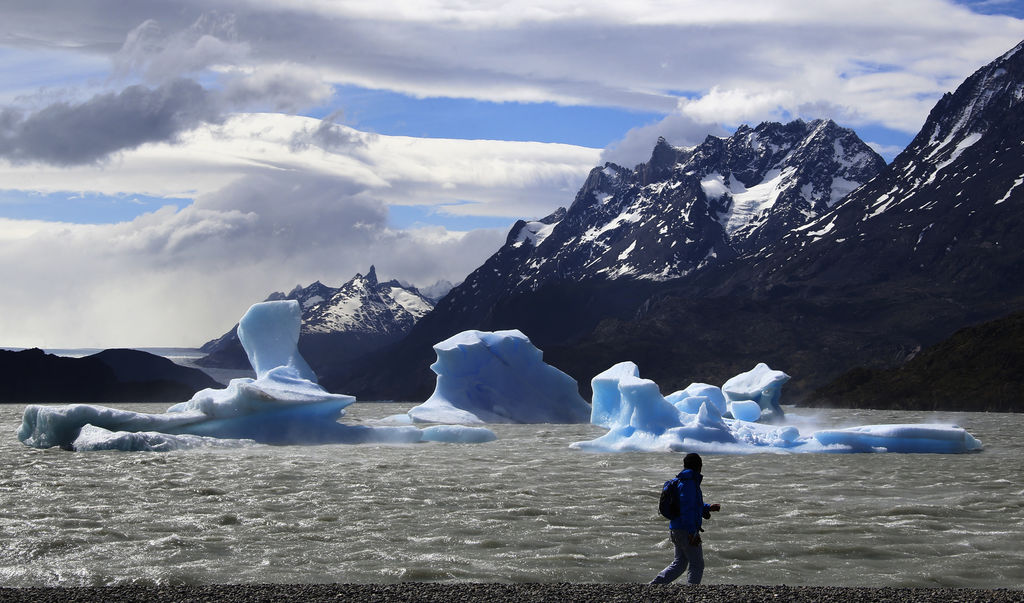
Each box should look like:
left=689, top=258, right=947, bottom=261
left=658, top=478, right=681, bottom=519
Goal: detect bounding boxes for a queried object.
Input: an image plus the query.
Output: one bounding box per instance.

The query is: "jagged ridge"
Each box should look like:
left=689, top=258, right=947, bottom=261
left=197, top=266, right=434, bottom=372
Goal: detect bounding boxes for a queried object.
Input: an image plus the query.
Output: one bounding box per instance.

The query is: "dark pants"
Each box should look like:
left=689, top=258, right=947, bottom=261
left=650, top=529, right=705, bottom=584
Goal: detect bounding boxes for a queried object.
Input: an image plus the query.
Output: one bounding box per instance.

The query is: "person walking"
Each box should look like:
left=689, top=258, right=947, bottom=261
left=651, top=452, right=721, bottom=585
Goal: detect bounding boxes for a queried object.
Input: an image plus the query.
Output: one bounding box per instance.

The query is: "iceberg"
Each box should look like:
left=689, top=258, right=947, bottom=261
left=18, top=301, right=495, bottom=450
left=407, top=329, right=591, bottom=424
left=722, top=362, right=789, bottom=421
left=571, top=362, right=983, bottom=454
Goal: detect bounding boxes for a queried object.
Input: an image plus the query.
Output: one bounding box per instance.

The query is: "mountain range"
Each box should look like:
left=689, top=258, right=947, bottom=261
left=319, top=39, right=1024, bottom=409
left=197, top=266, right=436, bottom=376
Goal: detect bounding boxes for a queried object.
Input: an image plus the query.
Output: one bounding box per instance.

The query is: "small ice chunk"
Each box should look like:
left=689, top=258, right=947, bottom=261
left=668, top=383, right=727, bottom=415
left=420, top=425, right=498, bottom=443
left=728, top=400, right=762, bottom=423
left=73, top=424, right=256, bottom=452
left=670, top=395, right=708, bottom=415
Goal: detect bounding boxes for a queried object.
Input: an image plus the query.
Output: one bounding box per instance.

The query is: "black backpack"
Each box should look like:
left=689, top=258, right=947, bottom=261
left=658, top=478, right=681, bottom=519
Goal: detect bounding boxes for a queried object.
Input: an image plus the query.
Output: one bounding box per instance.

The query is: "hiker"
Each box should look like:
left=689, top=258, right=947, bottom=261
left=651, top=452, right=721, bottom=585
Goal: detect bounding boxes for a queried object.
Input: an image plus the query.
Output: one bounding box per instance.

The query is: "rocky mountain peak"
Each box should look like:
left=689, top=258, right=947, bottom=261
left=197, top=268, right=434, bottom=371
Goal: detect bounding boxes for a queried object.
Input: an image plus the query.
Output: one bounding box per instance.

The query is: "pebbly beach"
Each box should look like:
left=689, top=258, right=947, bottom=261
left=0, top=583, right=1022, bottom=603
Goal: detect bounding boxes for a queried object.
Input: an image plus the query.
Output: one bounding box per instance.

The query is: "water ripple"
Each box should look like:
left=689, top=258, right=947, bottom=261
left=0, top=404, right=1021, bottom=588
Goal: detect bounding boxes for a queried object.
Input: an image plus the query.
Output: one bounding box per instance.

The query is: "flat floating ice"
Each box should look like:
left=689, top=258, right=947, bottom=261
left=18, top=301, right=495, bottom=451
left=571, top=362, right=983, bottom=454
left=812, top=424, right=983, bottom=454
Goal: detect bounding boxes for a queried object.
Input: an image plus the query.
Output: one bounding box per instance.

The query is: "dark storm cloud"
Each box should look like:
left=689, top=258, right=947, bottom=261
left=0, top=78, right=221, bottom=165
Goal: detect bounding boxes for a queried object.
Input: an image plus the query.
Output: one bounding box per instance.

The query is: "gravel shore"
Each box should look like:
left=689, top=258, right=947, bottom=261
left=1, top=583, right=1021, bottom=602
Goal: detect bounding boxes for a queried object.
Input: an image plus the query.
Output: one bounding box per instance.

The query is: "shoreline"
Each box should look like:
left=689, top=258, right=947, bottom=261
left=0, top=583, right=1021, bottom=602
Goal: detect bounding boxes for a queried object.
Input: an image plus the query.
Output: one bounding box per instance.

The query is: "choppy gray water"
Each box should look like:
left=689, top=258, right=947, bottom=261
left=1, top=403, right=1021, bottom=589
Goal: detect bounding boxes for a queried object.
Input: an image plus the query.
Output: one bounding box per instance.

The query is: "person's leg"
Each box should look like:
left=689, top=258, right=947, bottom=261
left=650, top=530, right=689, bottom=584
left=684, top=540, right=705, bottom=584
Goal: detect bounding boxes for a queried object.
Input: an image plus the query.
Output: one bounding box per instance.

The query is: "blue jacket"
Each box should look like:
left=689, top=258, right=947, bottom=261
left=668, top=468, right=710, bottom=533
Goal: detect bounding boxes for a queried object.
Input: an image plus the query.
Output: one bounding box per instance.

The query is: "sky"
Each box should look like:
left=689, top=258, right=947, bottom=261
left=1, top=0, right=1023, bottom=348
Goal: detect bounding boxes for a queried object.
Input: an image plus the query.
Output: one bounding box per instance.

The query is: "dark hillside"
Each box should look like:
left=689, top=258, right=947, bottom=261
left=806, top=310, right=1024, bottom=412
left=0, top=348, right=220, bottom=404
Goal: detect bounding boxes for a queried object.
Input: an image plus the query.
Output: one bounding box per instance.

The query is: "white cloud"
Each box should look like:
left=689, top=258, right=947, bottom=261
left=600, top=113, right=729, bottom=168
left=0, top=112, right=602, bottom=214
left=0, top=114, right=599, bottom=346
left=0, top=177, right=509, bottom=348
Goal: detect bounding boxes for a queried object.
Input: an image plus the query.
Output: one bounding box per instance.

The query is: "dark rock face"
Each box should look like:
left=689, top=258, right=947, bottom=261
left=197, top=266, right=434, bottom=376
left=807, top=310, right=1024, bottom=412
left=0, top=348, right=220, bottom=404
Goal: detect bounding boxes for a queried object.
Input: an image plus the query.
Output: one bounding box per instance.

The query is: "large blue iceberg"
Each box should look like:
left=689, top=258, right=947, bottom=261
left=18, top=301, right=495, bottom=451
left=406, top=329, right=591, bottom=424
left=572, top=362, right=983, bottom=454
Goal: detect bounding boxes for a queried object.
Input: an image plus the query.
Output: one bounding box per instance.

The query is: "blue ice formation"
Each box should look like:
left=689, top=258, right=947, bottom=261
left=571, top=362, right=983, bottom=454
left=18, top=301, right=495, bottom=451
left=722, top=362, right=789, bottom=421
left=406, top=329, right=591, bottom=424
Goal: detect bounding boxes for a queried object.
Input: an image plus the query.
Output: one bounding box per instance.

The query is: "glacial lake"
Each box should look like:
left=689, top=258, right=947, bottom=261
left=1, top=403, right=1021, bottom=589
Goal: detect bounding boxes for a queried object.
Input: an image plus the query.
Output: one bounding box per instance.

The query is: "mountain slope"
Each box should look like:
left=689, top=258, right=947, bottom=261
left=734, top=40, right=1024, bottom=297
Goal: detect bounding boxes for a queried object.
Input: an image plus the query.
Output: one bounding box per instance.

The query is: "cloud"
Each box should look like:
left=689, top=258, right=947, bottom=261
left=0, top=79, right=221, bottom=165
left=0, top=112, right=602, bottom=216
left=0, top=114, right=602, bottom=346
left=221, top=63, right=334, bottom=113
left=6, top=1, right=1022, bottom=133
left=600, top=113, right=729, bottom=168
left=114, top=14, right=249, bottom=82
left=289, top=111, right=368, bottom=152
left=0, top=170, right=509, bottom=348
left=679, top=87, right=796, bottom=126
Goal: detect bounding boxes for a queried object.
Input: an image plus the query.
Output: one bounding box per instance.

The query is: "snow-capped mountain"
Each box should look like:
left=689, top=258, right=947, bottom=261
left=301, top=266, right=433, bottom=336
left=197, top=266, right=434, bottom=372
left=435, top=119, right=882, bottom=329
